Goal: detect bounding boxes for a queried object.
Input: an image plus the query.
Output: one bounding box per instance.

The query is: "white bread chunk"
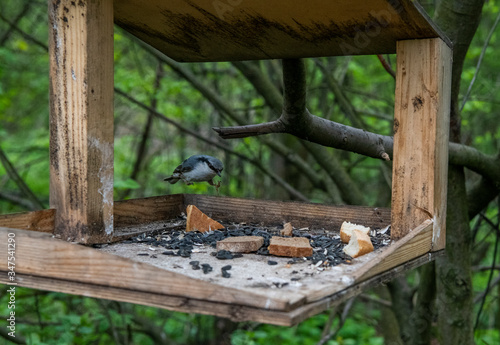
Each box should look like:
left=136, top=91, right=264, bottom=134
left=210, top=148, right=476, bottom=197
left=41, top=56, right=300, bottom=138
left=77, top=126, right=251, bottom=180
left=342, top=229, right=374, bottom=258
left=340, top=221, right=371, bottom=244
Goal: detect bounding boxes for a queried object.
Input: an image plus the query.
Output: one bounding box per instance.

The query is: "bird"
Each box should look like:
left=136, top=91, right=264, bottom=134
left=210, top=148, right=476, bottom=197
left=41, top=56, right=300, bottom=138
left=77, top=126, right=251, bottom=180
left=164, top=155, right=223, bottom=187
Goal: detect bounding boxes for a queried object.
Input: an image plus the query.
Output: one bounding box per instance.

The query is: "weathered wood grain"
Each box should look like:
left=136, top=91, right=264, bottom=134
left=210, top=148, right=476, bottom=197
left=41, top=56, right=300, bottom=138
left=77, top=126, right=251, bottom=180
left=0, top=227, right=303, bottom=311
left=285, top=250, right=444, bottom=325
left=114, top=194, right=184, bottom=228
left=49, top=0, right=114, bottom=243
left=356, top=219, right=434, bottom=281
left=114, top=0, right=449, bottom=62
left=0, top=251, right=443, bottom=326
left=0, top=194, right=390, bottom=241
left=304, top=219, right=433, bottom=302
left=0, top=209, right=54, bottom=232
left=392, top=38, right=452, bottom=250
left=185, top=195, right=391, bottom=230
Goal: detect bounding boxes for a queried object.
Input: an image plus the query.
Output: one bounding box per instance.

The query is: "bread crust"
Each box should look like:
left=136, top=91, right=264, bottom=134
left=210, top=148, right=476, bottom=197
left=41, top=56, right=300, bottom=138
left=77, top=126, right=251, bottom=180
left=342, top=229, right=374, bottom=258
left=185, top=205, right=224, bottom=232
left=340, top=221, right=371, bottom=243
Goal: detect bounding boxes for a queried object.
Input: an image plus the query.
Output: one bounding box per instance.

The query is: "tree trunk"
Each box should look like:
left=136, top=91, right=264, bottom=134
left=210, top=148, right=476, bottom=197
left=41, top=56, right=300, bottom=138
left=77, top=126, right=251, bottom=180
left=432, top=0, right=485, bottom=343
left=436, top=167, right=474, bottom=344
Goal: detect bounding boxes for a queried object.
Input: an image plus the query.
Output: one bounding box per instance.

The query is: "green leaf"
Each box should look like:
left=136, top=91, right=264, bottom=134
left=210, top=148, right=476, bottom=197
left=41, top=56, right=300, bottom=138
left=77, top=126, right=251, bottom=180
left=114, top=178, right=141, bottom=190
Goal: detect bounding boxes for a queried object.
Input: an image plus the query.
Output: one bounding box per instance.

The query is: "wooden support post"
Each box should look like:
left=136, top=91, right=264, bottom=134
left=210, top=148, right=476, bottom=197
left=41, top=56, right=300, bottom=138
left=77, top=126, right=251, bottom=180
left=49, top=0, right=114, bottom=243
left=391, top=38, right=452, bottom=250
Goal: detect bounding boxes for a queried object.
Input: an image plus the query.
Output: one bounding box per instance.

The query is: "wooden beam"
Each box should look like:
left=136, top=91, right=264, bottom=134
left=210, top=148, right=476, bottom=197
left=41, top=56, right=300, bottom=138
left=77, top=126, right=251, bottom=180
left=0, top=209, right=55, bottom=232
left=114, top=0, right=450, bottom=62
left=0, top=227, right=304, bottom=311
left=304, top=219, right=434, bottom=302
left=1, top=250, right=443, bottom=326
left=356, top=219, right=434, bottom=281
left=49, top=0, right=114, bottom=243
left=185, top=194, right=391, bottom=229
left=391, top=38, right=452, bottom=250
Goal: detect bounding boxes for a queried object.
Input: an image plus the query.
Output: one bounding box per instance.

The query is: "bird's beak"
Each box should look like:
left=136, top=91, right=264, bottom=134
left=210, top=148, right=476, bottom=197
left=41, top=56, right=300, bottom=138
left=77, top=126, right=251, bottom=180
left=217, top=171, right=222, bottom=177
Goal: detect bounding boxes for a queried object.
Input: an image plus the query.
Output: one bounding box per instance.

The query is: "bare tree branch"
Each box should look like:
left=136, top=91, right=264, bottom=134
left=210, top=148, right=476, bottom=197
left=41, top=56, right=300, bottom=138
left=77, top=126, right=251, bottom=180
left=316, top=298, right=355, bottom=345
left=376, top=55, right=396, bottom=79
left=0, top=2, right=31, bottom=46
left=0, top=11, right=47, bottom=50
left=214, top=58, right=500, bottom=187
left=461, top=9, right=500, bottom=111
left=0, top=327, right=26, bottom=345
left=231, top=61, right=282, bottom=114
left=233, top=58, right=369, bottom=204
left=115, top=88, right=309, bottom=201
left=130, top=37, right=333, bottom=199
left=301, top=141, right=364, bottom=205
left=0, top=146, right=45, bottom=210
left=120, top=62, right=164, bottom=199
left=315, top=60, right=366, bottom=129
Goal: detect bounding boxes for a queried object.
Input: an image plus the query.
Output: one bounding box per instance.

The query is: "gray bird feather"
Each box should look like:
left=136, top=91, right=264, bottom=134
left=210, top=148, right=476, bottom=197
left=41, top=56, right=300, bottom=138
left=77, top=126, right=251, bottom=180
left=164, top=155, right=223, bottom=185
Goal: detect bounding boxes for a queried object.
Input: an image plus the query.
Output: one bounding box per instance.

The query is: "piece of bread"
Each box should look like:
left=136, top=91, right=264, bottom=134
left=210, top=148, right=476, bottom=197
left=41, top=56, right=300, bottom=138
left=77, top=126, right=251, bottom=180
left=216, top=236, right=264, bottom=253
left=185, top=205, right=224, bottom=233
left=280, top=222, right=293, bottom=237
left=268, top=236, right=313, bottom=257
left=340, top=221, right=371, bottom=243
left=342, top=229, right=374, bottom=258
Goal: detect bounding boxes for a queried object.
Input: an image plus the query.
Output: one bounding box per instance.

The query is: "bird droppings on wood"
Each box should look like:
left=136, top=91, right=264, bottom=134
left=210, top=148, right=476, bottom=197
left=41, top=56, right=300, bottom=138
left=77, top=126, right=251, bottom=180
left=99, top=216, right=392, bottom=291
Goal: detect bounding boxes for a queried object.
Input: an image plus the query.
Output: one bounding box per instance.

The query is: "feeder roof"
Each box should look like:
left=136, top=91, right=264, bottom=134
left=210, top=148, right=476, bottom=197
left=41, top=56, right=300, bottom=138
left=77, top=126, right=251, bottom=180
left=114, top=0, right=450, bottom=62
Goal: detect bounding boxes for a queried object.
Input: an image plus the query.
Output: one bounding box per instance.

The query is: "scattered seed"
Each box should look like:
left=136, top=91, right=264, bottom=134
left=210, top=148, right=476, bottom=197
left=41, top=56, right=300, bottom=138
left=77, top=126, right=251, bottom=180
left=201, top=263, right=213, bottom=274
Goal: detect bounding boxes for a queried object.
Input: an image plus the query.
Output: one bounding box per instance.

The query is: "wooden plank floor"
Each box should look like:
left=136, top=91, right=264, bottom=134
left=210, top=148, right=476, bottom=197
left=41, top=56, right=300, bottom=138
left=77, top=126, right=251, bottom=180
left=0, top=195, right=438, bottom=325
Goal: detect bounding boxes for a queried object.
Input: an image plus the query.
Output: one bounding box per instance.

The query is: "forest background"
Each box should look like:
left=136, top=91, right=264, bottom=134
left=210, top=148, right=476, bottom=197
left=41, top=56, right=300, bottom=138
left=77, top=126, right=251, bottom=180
left=0, top=1, right=499, bottom=344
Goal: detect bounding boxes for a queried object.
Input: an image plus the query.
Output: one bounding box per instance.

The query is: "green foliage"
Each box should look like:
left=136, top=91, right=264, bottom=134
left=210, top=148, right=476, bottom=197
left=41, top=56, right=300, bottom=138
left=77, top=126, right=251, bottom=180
left=0, top=1, right=499, bottom=344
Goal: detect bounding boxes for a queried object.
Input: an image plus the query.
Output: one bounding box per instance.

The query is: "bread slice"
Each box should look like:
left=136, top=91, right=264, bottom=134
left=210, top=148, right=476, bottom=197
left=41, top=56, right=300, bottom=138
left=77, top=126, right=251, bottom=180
left=268, top=236, right=313, bottom=257
left=340, top=221, right=371, bottom=243
left=185, top=205, right=224, bottom=233
left=216, top=236, right=264, bottom=253
left=342, top=229, right=374, bottom=258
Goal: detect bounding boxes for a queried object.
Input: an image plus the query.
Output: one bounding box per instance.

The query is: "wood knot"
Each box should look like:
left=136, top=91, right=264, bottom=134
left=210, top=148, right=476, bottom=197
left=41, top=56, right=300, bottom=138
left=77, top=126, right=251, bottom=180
left=412, top=96, right=424, bottom=112
left=393, top=118, right=399, bottom=134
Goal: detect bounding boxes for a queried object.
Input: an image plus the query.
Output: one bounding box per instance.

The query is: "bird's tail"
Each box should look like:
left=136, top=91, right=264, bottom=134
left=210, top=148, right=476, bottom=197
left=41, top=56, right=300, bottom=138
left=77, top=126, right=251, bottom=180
left=164, top=176, right=180, bottom=184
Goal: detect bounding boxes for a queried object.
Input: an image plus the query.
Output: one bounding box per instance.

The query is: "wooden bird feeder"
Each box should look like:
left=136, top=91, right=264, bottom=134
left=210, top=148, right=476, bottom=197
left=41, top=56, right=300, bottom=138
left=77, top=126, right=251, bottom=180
left=0, top=0, right=451, bottom=326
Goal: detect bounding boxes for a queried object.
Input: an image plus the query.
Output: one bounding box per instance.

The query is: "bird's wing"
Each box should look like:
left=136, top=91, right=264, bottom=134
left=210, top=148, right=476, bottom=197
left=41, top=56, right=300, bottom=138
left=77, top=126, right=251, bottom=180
left=172, top=164, right=185, bottom=174
left=180, top=164, right=194, bottom=173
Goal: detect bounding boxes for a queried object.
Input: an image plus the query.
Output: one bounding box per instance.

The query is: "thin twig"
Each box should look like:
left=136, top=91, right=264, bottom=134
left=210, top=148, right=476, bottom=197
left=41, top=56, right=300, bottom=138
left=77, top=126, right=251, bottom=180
left=474, top=211, right=500, bottom=329
left=316, top=298, right=355, bottom=345
left=0, top=2, right=31, bottom=46
left=115, top=88, right=309, bottom=201
left=0, top=146, right=45, bottom=210
left=461, top=9, right=500, bottom=111
left=377, top=55, right=396, bottom=79
left=0, top=11, right=48, bottom=50
left=358, top=293, right=392, bottom=308
left=120, top=62, right=164, bottom=199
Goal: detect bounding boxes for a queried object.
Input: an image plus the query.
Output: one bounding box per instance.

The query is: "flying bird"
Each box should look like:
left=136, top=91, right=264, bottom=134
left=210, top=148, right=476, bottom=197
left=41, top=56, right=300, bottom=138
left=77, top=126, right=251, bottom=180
left=164, top=155, right=223, bottom=187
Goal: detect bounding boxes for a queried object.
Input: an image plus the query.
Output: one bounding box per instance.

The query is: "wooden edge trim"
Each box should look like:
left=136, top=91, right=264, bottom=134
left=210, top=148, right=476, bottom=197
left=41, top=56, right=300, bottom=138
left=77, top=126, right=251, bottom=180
left=0, top=227, right=303, bottom=311
left=0, top=194, right=390, bottom=239
left=0, top=209, right=55, bottom=233
left=287, top=250, right=444, bottom=325
left=355, top=219, right=434, bottom=282
left=303, top=219, right=434, bottom=303
left=0, top=250, right=444, bottom=326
